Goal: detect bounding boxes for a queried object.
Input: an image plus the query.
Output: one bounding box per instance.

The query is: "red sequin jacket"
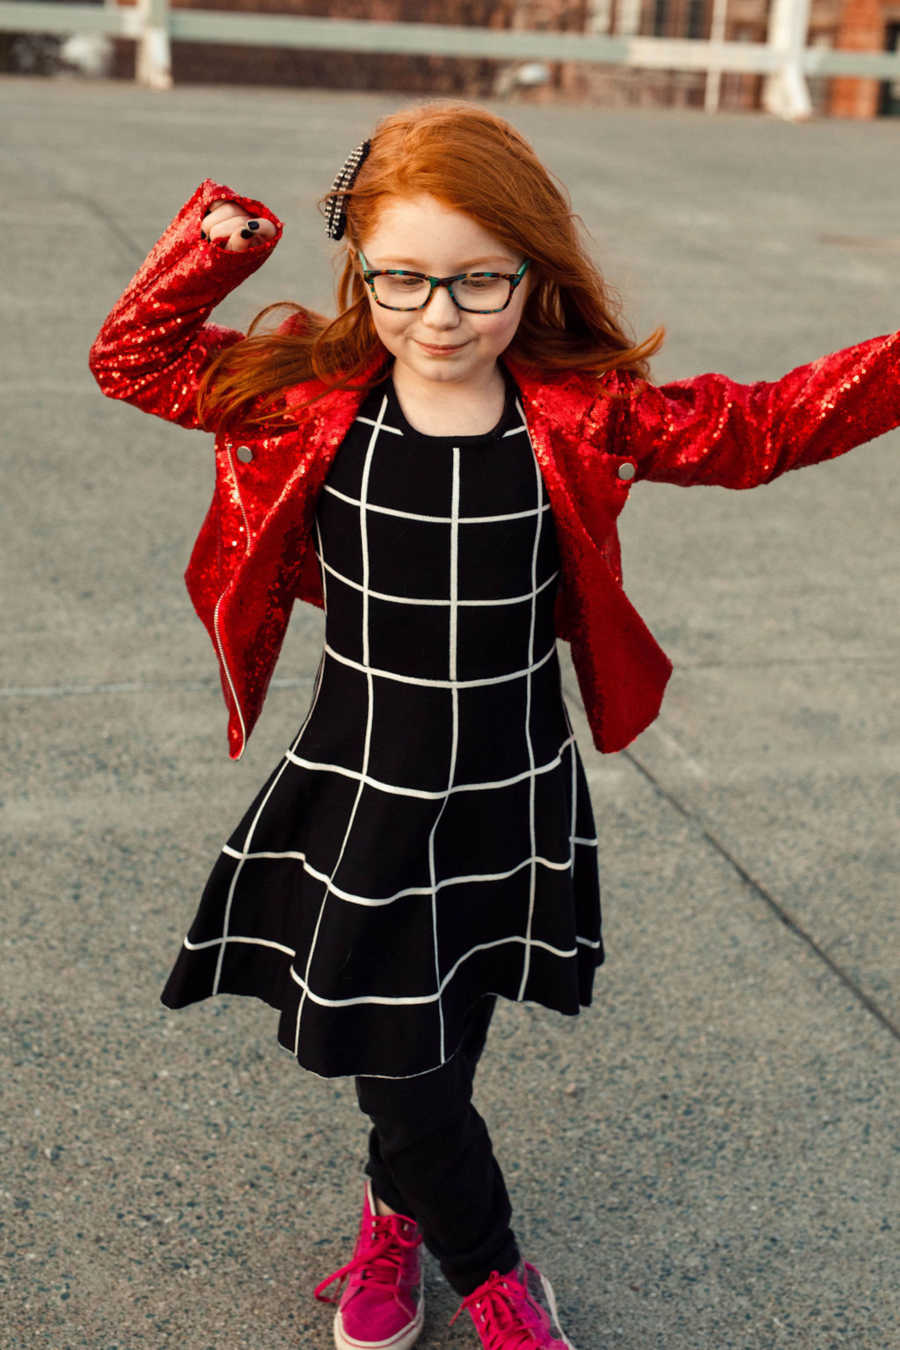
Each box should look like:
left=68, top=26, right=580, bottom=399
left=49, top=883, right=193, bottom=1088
left=90, top=180, right=900, bottom=760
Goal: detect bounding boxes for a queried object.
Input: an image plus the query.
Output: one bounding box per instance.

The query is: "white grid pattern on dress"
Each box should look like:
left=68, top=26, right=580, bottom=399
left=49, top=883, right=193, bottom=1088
left=193, top=390, right=600, bottom=1055
left=207, top=644, right=327, bottom=996
left=292, top=396, right=389, bottom=1056
left=426, top=444, right=461, bottom=1058
left=515, top=444, right=543, bottom=1002
left=319, top=641, right=557, bottom=690
left=282, top=729, right=577, bottom=801
left=319, top=555, right=559, bottom=608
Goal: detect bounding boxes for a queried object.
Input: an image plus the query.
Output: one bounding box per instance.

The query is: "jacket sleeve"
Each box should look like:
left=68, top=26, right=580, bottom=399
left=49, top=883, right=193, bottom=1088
left=88, top=178, right=284, bottom=431
left=614, top=331, right=900, bottom=488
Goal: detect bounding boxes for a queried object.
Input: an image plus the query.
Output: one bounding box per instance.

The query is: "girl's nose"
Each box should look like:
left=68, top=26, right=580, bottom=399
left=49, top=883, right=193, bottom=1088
left=421, top=285, right=461, bottom=327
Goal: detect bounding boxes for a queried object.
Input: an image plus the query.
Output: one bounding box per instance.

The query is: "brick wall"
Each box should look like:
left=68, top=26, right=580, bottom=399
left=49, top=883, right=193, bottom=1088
left=830, top=0, right=885, bottom=114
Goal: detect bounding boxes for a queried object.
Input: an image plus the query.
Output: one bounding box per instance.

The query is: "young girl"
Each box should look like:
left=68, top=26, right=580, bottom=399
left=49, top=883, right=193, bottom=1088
left=90, top=100, right=899, bottom=1350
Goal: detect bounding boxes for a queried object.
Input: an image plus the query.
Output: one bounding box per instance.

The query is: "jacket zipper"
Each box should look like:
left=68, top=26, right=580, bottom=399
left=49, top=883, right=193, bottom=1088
left=213, top=592, right=246, bottom=760
left=213, top=442, right=251, bottom=760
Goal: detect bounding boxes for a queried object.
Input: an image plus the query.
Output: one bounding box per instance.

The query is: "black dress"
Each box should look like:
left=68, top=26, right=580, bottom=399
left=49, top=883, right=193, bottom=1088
left=162, top=362, right=604, bottom=1079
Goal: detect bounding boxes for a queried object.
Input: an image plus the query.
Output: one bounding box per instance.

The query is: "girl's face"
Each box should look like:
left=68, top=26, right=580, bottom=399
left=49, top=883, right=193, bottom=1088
left=357, top=194, right=531, bottom=390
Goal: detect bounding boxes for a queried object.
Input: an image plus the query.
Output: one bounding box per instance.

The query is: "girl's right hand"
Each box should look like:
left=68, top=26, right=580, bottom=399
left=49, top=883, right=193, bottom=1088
left=201, top=199, right=278, bottom=252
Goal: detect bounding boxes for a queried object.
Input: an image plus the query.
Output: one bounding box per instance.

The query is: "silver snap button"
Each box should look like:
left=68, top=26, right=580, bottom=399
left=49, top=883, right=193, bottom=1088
left=617, top=461, right=636, bottom=481
left=236, top=445, right=254, bottom=464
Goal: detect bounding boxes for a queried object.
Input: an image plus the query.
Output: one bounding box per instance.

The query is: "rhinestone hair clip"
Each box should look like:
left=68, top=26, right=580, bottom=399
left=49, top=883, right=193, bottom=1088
left=324, top=138, right=372, bottom=241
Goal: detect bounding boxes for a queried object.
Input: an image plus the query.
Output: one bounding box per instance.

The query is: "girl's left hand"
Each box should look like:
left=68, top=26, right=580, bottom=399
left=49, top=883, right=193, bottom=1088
left=201, top=199, right=278, bottom=252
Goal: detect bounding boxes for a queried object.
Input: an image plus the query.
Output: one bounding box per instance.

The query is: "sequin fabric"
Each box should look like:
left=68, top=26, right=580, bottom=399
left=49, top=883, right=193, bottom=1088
left=90, top=182, right=900, bottom=760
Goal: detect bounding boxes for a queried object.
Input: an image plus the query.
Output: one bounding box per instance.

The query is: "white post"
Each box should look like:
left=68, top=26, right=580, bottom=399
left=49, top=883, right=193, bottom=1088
left=588, top=0, right=615, bottom=33
left=763, top=0, right=813, bottom=119
left=614, top=0, right=642, bottom=36
left=136, top=0, right=172, bottom=90
left=704, top=0, right=729, bottom=112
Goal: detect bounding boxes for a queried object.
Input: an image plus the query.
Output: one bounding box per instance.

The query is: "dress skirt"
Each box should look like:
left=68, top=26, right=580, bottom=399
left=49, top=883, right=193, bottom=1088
left=161, top=360, right=604, bottom=1079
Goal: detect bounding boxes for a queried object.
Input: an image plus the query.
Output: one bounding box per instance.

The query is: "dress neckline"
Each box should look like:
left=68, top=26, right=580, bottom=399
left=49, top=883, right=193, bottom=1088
left=383, top=362, right=520, bottom=445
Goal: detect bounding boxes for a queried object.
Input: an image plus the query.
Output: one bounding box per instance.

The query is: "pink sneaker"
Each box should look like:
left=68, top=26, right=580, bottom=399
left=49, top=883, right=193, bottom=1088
left=448, top=1260, right=576, bottom=1349
left=313, top=1179, right=425, bottom=1350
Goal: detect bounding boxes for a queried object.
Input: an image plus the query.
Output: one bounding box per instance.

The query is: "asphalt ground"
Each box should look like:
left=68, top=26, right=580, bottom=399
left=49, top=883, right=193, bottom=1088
left=3, top=76, right=899, bottom=1350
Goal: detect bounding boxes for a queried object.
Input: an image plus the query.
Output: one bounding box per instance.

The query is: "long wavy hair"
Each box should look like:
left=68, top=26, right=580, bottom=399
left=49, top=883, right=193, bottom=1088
left=196, top=100, right=664, bottom=431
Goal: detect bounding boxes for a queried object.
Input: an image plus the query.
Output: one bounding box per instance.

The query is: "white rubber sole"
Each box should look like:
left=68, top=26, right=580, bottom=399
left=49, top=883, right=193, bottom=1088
left=530, top=1265, right=578, bottom=1350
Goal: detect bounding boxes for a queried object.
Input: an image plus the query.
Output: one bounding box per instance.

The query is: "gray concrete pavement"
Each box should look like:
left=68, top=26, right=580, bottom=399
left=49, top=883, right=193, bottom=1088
left=3, top=76, right=899, bottom=1349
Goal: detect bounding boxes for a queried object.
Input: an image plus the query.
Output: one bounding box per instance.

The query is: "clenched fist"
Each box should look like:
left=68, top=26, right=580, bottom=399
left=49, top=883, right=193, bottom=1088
left=201, top=199, right=278, bottom=252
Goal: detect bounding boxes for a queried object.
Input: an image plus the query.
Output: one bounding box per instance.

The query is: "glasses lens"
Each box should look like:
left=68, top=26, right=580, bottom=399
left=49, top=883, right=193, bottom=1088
left=371, top=273, right=431, bottom=308
left=452, top=275, right=512, bottom=311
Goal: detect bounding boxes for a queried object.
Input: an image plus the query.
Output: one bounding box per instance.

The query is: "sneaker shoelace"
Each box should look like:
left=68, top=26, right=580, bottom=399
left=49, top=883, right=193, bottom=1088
left=448, top=1268, right=547, bottom=1349
left=314, top=1214, right=422, bottom=1304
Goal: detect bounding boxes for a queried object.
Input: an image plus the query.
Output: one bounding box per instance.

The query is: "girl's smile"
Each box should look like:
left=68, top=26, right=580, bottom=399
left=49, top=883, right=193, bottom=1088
left=417, top=339, right=469, bottom=355
left=358, top=194, right=531, bottom=406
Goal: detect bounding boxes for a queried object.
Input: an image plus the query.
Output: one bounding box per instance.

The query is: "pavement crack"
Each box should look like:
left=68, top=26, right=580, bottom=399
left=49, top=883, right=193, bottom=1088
left=67, top=189, right=147, bottom=265
left=11, top=150, right=147, bottom=264
left=622, top=746, right=900, bottom=1043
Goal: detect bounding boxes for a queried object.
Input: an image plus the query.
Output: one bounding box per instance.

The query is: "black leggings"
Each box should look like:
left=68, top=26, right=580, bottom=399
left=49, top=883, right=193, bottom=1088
left=354, top=994, right=520, bottom=1297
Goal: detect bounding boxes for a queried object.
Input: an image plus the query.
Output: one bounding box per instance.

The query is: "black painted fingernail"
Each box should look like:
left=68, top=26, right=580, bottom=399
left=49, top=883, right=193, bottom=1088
left=247, top=220, right=260, bottom=231
left=240, top=228, right=252, bottom=239
left=200, top=230, right=207, bottom=240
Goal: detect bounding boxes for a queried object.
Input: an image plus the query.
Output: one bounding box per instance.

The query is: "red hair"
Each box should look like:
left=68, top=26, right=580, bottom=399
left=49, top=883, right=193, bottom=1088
left=197, top=100, right=664, bottom=431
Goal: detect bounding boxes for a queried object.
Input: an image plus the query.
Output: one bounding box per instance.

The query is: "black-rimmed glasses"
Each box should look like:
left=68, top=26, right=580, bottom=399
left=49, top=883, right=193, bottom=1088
left=358, top=248, right=529, bottom=313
